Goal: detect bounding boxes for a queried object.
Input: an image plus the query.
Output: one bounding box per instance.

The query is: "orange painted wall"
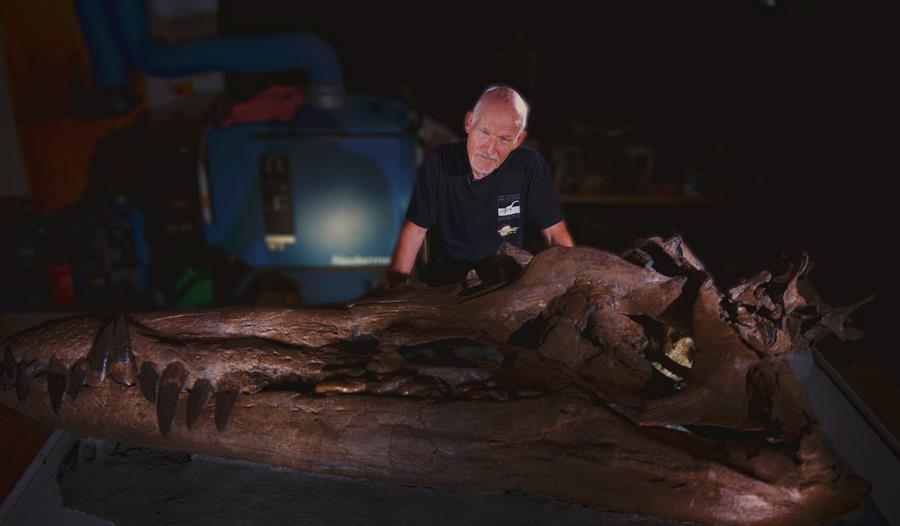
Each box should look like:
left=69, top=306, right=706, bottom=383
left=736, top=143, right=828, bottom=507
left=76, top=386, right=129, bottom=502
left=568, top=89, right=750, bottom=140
left=0, top=0, right=144, bottom=211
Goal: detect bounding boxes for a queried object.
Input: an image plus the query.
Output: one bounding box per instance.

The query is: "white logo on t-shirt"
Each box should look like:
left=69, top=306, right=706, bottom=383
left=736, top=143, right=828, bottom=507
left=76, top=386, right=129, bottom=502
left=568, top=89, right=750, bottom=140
left=497, top=200, right=520, bottom=217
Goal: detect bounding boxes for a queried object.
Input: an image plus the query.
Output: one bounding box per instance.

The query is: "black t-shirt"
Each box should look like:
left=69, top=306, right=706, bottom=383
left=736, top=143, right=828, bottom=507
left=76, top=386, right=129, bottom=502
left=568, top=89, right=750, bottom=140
left=406, top=140, right=564, bottom=283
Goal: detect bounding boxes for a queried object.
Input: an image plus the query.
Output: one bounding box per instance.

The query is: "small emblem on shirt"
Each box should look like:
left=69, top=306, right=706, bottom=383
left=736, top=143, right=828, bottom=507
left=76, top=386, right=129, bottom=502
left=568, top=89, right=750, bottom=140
left=497, top=194, right=521, bottom=219
left=498, top=224, right=519, bottom=237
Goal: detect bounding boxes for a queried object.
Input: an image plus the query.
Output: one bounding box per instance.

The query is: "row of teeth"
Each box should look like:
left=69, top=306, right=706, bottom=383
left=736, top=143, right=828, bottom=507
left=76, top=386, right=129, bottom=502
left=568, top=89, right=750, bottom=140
left=1, top=315, right=242, bottom=437
left=1, top=315, right=538, bottom=439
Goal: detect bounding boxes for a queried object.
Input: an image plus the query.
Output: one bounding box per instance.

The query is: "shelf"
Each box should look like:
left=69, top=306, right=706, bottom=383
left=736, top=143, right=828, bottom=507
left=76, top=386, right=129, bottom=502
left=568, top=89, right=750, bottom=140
left=558, top=193, right=722, bottom=206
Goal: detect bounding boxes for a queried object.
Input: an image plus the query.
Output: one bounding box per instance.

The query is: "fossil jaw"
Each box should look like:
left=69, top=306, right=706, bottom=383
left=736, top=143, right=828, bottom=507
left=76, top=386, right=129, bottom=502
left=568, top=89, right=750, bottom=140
left=0, top=237, right=871, bottom=526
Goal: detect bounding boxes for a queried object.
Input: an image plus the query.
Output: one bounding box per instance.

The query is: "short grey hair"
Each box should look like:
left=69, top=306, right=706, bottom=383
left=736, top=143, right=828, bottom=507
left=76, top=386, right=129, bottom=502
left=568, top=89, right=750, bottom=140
left=471, top=85, right=530, bottom=132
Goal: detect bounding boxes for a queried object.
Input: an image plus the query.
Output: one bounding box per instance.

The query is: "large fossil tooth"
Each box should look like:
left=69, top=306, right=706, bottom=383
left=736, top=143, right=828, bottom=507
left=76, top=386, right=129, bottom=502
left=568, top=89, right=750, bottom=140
left=16, top=360, right=41, bottom=404
left=1, top=345, right=16, bottom=390
left=314, top=377, right=368, bottom=394
left=395, top=376, right=446, bottom=398
left=186, top=379, right=214, bottom=430
left=86, top=319, right=114, bottom=387
left=157, top=362, right=188, bottom=437
left=67, top=359, right=88, bottom=401
left=214, top=388, right=238, bottom=432
left=47, top=356, right=68, bottom=414
left=139, top=361, right=160, bottom=404
left=369, top=375, right=414, bottom=395
left=109, top=314, right=138, bottom=386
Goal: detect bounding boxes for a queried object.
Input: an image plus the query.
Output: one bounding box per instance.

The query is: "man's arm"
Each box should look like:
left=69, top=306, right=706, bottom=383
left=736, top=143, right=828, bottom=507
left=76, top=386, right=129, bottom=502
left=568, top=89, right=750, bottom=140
left=388, top=220, right=429, bottom=282
left=541, top=220, right=574, bottom=248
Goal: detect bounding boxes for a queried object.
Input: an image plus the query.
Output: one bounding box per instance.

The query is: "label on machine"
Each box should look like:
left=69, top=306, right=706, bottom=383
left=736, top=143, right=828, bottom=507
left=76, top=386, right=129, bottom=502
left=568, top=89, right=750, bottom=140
left=260, top=154, right=296, bottom=251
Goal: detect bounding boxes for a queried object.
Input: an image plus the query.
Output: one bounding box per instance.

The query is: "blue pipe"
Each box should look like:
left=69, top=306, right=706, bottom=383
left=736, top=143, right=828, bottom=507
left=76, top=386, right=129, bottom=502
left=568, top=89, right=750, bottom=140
left=73, top=0, right=131, bottom=87
left=73, top=0, right=343, bottom=91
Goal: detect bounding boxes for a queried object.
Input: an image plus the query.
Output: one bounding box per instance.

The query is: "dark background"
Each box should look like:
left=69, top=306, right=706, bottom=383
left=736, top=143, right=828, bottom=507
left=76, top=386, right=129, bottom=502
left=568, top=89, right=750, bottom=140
left=219, top=0, right=892, bottom=378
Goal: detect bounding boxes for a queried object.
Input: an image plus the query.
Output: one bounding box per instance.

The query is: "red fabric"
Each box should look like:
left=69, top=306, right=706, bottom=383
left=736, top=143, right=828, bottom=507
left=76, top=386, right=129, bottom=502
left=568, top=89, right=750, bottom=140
left=221, top=85, right=305, bottom=126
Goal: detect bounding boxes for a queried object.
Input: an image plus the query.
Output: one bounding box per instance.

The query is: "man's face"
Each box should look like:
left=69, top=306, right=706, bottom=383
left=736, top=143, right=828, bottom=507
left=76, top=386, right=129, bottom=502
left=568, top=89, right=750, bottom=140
left=464, top=101, right=527, bottom=179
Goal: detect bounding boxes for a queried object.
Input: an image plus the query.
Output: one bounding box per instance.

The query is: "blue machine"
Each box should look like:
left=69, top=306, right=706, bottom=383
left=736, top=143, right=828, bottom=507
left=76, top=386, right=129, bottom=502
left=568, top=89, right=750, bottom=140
left=73, top=1, right=413, bottom=304
left=203, top=96, right=416, bottom=304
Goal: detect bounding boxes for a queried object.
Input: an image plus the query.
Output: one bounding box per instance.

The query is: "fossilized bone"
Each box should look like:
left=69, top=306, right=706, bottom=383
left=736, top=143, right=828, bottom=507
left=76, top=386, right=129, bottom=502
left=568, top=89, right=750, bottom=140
left=1, top=237, right=870, bottom=525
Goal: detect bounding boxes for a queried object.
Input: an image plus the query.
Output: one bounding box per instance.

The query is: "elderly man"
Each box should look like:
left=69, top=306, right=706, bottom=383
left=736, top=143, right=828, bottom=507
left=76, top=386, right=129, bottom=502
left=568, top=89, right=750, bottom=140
left=389, top=85, right=573, bottom=284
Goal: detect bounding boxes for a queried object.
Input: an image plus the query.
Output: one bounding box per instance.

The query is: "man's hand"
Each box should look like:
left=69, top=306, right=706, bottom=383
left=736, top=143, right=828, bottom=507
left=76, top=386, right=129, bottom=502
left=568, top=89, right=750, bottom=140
left=370, top=266, right=415, bottom=296
left=385, top=269, right=410, bottom=284
left=541, top=220, right=574, bottom=248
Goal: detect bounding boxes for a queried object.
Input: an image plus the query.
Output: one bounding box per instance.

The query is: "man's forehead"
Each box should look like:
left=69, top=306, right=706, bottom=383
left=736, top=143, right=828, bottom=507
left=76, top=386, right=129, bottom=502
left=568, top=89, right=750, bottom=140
left=473, top=103, right=525, bottom=131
